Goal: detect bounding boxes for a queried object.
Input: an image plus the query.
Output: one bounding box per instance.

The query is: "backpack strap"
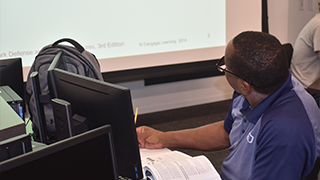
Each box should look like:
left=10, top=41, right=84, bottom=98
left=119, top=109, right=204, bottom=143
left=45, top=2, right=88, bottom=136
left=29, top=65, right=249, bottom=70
left=52, top=38, right=85, bottom=53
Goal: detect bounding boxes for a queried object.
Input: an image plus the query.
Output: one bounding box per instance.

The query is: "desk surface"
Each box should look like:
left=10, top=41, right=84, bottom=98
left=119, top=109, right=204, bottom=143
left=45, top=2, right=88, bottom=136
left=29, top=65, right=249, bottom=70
left=307, top=77, right=320, bottom=95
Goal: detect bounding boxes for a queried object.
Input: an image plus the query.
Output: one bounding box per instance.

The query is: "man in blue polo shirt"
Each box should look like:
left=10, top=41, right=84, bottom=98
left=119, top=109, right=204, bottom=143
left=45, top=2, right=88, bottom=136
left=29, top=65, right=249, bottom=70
left=136, top=31, right=320, bottom=179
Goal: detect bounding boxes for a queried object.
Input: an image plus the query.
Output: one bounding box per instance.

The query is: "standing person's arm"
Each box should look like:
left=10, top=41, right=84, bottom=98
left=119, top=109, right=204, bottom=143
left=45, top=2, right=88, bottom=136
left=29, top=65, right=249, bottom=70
left=136, top=120, right=230, bottom=151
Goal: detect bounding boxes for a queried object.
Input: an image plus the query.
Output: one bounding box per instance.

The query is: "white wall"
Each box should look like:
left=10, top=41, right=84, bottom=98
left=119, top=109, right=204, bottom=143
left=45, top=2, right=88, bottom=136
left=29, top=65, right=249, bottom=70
left=268, top=0, right=318, bottom=45
left=268, top=0, right=290, bottom=43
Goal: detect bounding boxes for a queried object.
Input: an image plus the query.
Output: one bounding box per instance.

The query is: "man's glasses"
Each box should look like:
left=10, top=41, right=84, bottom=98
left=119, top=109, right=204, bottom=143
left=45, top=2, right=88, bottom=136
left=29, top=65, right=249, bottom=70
left=216, top=56, right=254, bottom=86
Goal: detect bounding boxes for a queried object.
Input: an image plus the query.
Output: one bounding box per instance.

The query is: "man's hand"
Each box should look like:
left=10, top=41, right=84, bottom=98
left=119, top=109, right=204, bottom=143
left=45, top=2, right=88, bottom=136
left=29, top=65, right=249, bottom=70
left=136, top=126, right=166, bottom=149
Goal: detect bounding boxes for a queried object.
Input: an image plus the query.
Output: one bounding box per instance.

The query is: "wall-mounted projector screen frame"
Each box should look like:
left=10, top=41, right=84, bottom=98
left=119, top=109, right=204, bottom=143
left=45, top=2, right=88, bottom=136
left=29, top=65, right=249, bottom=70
left=0, top=1, right=261, bottom=81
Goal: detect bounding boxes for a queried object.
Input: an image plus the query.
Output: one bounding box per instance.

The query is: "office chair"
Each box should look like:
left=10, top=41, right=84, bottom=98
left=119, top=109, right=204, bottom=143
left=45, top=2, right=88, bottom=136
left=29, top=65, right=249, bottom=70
left=282, top=43, right=293, bottom=68
left=303, top=156, right=320, bottom=180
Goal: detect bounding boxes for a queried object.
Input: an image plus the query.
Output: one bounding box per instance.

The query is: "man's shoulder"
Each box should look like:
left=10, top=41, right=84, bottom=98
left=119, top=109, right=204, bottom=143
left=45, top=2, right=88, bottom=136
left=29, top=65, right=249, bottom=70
left=260, top=91, right=313, bottom=136
left=299, top=14, right=320, bottom=37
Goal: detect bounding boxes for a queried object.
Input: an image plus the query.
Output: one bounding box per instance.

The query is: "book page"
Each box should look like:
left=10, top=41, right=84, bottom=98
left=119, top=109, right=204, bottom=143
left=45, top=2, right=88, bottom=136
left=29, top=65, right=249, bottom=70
left=140, top=148, right=186, bottom=180
left=140, top=148, right=172, bottom=159
left=141, top=150, right=221, bottom=180
left=141, top=150, right=191, bottom=167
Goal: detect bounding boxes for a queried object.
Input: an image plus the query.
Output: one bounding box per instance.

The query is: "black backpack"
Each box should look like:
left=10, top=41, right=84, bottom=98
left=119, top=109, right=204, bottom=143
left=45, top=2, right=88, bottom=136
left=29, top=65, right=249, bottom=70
left=26, top=38, right=104, bottom=141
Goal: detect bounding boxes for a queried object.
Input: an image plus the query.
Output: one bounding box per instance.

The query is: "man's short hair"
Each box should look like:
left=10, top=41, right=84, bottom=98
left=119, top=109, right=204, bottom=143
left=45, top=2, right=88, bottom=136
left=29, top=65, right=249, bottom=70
left=228, top=31, right=289, bottom=94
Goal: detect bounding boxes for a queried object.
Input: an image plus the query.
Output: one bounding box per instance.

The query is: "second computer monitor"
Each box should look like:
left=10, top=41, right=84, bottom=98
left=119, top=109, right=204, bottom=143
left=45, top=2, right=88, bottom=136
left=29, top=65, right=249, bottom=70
left=47, top=54, right=143, bottom=179
left=0, top=125, right=118, bottom=180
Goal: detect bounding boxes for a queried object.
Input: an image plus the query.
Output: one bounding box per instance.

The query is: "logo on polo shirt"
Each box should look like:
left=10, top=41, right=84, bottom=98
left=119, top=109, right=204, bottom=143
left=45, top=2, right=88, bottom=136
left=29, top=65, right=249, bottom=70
left=247, top=132, right=254, bottom=143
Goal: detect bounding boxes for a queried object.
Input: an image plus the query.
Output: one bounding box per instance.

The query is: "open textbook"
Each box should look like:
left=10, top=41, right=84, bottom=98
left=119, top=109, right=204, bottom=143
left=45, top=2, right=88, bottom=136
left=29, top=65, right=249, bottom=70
left=140, top=148, right=221, bottom=180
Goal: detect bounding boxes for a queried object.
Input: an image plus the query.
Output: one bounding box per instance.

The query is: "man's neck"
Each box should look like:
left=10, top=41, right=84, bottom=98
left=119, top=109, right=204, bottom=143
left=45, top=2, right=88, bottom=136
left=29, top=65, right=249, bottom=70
left=245, top=91, right=270, bottom=109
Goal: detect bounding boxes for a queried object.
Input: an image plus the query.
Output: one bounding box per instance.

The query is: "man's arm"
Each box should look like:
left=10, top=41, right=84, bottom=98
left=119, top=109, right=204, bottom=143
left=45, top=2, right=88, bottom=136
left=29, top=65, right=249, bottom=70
left=136, top=120, right=230, bottom=151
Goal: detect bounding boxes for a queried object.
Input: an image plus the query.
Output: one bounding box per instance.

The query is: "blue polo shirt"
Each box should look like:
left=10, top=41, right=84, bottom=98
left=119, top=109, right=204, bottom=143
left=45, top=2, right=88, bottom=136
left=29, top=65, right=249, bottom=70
left=221, top=73, right=320, bottom=180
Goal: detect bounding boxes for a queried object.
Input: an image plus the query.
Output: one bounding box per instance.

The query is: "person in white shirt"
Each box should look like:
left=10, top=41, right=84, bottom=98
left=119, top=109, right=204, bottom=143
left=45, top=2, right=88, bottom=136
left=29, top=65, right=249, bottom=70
left=290, top=0, right=320, bottom=106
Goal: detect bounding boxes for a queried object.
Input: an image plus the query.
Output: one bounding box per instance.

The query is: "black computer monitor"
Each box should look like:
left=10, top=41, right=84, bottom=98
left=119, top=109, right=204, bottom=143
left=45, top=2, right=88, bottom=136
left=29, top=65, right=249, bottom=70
left=0, top=125, right=119, bottom=180
left=47, top=52, right=143, bottom=179
left=0, top=58, right=25, bottom=118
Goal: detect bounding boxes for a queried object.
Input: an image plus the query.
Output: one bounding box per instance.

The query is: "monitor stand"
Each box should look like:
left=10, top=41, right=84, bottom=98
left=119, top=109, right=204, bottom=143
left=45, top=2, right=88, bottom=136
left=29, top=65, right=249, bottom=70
left=51, top=98, right=88, bottom=141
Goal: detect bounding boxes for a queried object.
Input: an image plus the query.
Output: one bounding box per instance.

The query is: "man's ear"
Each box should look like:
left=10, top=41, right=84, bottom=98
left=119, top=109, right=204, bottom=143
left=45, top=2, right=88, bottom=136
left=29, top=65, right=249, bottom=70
left=240, top=81, right=252, bottom=96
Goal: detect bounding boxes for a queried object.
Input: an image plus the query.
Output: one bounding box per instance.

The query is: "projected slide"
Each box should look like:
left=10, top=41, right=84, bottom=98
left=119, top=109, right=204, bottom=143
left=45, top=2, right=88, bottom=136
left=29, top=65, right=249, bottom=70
left=0, top=0, right=225, bottom=68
